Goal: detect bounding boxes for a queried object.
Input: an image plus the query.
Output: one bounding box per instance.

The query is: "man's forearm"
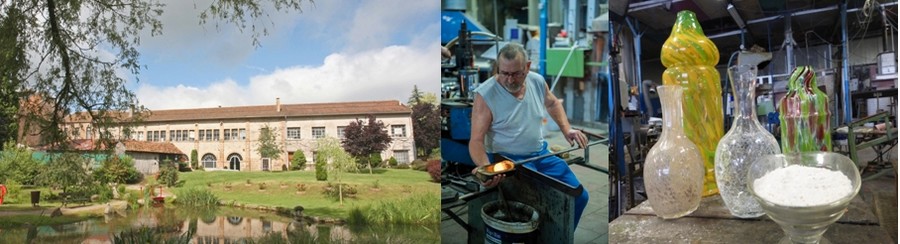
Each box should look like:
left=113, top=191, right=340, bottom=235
left=469, top=139, right=490, bottom=167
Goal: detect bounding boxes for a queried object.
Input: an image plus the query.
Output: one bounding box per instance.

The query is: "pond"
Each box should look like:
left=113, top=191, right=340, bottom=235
left=0, top=206, right=440, bottom=243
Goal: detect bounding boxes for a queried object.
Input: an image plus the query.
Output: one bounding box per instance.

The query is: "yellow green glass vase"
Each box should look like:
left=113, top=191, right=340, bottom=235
left=660, top=10, right=723, bottom=196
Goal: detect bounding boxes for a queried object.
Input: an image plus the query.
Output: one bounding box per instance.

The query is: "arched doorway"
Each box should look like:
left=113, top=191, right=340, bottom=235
left=202, top=153, right=216, bottom=169
left=228, top=153, right=242, bottom=171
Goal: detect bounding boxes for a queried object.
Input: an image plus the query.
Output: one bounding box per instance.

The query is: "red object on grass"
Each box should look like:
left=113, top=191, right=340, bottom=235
left=0, top=184, right=6, bottom=205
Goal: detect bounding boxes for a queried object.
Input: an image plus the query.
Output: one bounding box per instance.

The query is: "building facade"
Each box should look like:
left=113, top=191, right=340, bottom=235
left=63, top=100, right=415, bottom=171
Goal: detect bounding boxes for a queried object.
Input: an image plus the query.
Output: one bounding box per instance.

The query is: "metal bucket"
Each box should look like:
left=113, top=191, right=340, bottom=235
left=481, top=201, right=540, bottom=244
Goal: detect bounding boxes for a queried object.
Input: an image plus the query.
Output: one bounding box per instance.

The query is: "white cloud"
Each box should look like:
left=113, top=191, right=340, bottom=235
left=344, top=0, right=439, bottom=52
left=137, top=42, right=441, bottom=110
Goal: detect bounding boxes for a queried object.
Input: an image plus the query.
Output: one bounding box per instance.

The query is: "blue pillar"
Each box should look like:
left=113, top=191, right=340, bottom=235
left=841, top=1, right=853, bottom=124
left=540, top=0, right=548, bottom=76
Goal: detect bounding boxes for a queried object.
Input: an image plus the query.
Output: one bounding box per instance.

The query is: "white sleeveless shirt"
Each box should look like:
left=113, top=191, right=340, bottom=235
left=474, top=72, right=547, bottom=155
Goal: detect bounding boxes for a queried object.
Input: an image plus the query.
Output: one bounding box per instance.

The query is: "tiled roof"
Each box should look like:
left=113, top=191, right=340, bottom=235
left=42, top=139, right=184, bottom=155
left=121, top=140, right=185, bottom=155
left=66, top=100, right=411, bottom=123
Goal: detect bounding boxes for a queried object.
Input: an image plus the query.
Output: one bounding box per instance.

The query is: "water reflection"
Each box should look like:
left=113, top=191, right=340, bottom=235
left=0, top=206, right=439, bottom=243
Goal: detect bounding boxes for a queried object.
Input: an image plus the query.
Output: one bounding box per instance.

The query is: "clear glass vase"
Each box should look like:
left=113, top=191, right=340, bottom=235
left=715, top=65, right=781, bottom=218
left=660, top=10, right=724, bottom=196
left=644, top=85, right=704, bottom=219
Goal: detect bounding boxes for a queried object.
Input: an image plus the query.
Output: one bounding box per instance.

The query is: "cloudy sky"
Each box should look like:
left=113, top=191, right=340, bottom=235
left=132, top=0, right=440, bottom=110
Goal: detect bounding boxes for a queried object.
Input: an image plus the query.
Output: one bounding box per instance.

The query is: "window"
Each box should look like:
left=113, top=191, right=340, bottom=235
left=160, top=131, right=167, bottom=141
left=312, top=127, right=325, bottom=138
left=137, top=131, right=144, bottom=141
left=198, top=130, right=205, bottom=142
left=337, top=126, right=347, bottom=139
left=239, top=129, right=246, bottom=140
left=189, top=130, right=196, bottom=141
left=86, top=126, right=93, bottom=139
left=202, top=154, right=217, bottom=169
left=393, top=150, right=410, bottom=164
left=169, top=130, right=174, bottom=141
left=224, top=129, right=231, bottom=140
left=206, top=129, right=213, bottom=141
left=391, top=125, right=406, bottom=137
left=232, top=129, right=239, bottom=141
left=287, top=127, right=301, bottom=140
left=262, top=158, right=271, bottom=171
left=213, top=129, right=220, bottom=141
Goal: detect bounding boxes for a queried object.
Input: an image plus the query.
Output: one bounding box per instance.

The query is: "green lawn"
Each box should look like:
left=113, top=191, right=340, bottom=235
left=177, top=169, right=440, bottom=219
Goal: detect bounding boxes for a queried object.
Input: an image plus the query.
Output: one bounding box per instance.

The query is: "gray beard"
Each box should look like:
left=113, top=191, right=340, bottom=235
left=503, top=82, right=523, bottom=94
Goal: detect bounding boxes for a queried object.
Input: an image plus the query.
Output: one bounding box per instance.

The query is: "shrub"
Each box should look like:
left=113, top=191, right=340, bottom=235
left=315, top=155, right=327, bottom=181
left=322, top=182, right=357, bottom=200
left=190, top=150, right=199, bottom=169
left=426, top=159, right=441, bottom=182
left=157, top=160, right=179, bottom=187
left=388, top=157, right=398, bottom=168
left=177, top=161, right=191, bottom=172
left=295, top=184, right=307, bottom=192
left=96, top=184, right=113, bottom=203
left=410, top=159, right=427, bottom=171
left=290, top=151, right=307, bottom=171
left=95, top=155, right=142, bottom=184
left=258, top=183, right=267, bottom=190
left=371, top=180, right=380, bottom=189
left=0, top=142, right=43, bottom=186
left=396, top=164, right=411, bottom=169
left=368, top=153, right=383, bottom=168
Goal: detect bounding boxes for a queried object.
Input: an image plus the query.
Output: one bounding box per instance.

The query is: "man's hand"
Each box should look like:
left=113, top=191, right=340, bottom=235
left=565, top=129, right=588, bottom=148
left=472, top=167, right=505, bottom=188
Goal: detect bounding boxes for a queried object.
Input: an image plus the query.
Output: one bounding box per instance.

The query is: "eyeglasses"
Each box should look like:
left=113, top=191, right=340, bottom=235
left=497, top=70, right=526, bottom=79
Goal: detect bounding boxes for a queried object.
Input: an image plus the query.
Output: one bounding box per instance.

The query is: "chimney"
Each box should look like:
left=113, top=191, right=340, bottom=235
left=276, top=97, right=282, bottom=112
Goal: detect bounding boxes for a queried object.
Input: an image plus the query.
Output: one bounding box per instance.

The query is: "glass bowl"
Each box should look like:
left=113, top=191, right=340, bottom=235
left=747, top=152, right=861, bottom=244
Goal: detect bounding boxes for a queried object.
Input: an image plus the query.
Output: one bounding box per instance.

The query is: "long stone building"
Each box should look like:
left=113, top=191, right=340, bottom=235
left=62, top=99, right=415, bottom=172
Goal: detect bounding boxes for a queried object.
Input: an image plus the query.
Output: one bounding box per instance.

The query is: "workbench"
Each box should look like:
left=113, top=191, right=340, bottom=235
left=609, top=195, right=893, bottom=243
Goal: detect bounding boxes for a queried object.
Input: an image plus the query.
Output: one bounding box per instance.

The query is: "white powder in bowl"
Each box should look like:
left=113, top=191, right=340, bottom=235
left=753, top=165, right=852, bottom=207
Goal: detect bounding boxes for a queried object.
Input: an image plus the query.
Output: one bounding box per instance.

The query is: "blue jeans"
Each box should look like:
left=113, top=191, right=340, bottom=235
left=499, top=142, right=589, bottom=229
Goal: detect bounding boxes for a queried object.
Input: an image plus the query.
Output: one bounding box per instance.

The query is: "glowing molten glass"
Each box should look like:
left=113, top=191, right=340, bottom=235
left=488, top=161, right=513, bottom=173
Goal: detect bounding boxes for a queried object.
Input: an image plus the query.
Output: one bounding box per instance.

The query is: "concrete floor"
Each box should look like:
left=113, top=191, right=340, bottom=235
left=440, top=122, right=610, bottom=244
left=854, top=145, right=898, bottom=243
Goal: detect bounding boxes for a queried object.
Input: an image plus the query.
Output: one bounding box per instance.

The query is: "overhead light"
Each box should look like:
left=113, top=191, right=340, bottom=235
left=727, top=4, right=746, bottom=29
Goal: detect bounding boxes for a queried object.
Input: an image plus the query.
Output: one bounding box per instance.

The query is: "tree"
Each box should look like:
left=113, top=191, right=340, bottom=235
left=0, top=142, right=43, bottom=185
left=257, top=124, right=283, bottom=161
left=0, top=8, right=26, bottom=147
left=315, top=137, right=356, bottom=206
left=39, top=153, right=92, bottom=196
left=341, top=115, right=392, bottom=174
left=407, top=85, right=438, bottom=107
left=411, top=101, right=440, bottom=158
left=291, top=150, right=307, bottom=171
left=3, top=0, right=310, bottom=148
left=190, top=149, right=199, bottom=169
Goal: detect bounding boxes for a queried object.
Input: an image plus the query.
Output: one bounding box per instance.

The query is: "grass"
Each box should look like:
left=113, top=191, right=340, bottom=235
left=348, top=192, right=440, bottom=225
left=178, top=169, right=439, bottom=219
left=173, top=188, right=218, bottom=207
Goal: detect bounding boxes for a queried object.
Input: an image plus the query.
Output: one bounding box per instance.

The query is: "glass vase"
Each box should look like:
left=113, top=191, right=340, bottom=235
left=715, top=65, right=781, bottom=218
left=778, top=66, right=832, bottom=153
left=644, top=85, right=704, bottom=219
left=660, top=10, right=724, bottom=196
